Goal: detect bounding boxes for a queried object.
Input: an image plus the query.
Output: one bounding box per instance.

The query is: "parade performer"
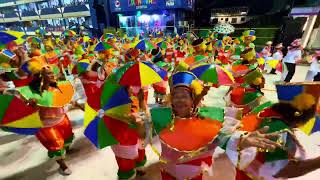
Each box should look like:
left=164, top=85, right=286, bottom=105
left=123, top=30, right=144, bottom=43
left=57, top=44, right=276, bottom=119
left=16, top=59, right=75, bottom=175
left=260, top=41, right=273, bottom=73
left=174, top=45, right=186, bottom=66
left=261, top=41, right=273, bottom=58
left=150, top=71, right=281, bottom=180
left=282, top=39, right=303, bottom=82
left=270, top=43, right=284, bottom=74
left=236, top=82, right=320, bottom=179
left=192, top=38, right=208, bottom=57
left=2, top=47, right=34, bottom=88
left=237, top=30, right=257, bottom=64
left=43, top=39, right=61, bottom=77
left=151, top=48, right=168, bottom=104
left=306, top=49, right=320, bottom=81
left=226, top=69, right=265, bottom=115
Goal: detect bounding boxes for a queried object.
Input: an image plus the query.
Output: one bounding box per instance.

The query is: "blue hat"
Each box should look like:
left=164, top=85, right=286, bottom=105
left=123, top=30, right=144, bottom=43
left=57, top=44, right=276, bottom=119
left=171, top=71, right=197, bottom=88
left=275, top=82, right=320, bottom=110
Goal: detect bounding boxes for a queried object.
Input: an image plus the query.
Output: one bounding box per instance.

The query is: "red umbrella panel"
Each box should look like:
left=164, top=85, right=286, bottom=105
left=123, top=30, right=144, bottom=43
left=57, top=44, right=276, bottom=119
left=0, top=94, right=42, bottom=135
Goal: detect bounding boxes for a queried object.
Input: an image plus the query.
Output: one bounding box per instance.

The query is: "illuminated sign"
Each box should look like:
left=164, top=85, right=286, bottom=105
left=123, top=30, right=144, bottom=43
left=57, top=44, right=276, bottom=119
left=110, top=0, right=193, bottom=12
left=128, top=0, right=156, bottom=6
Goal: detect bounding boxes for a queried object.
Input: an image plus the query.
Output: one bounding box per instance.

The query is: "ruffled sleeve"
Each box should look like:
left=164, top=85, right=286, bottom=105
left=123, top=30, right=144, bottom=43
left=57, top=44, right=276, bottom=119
left=225, top=131, right=257, bottom=170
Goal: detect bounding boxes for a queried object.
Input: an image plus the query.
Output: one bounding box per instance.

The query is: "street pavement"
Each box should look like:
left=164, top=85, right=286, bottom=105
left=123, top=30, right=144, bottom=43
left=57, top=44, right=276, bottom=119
left=0, top=65, right=316, bottom=180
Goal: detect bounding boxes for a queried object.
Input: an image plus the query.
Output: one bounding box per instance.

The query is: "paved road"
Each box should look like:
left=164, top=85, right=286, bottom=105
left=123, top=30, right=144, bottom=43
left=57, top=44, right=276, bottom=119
left=0, top=65, right=316, bottom=180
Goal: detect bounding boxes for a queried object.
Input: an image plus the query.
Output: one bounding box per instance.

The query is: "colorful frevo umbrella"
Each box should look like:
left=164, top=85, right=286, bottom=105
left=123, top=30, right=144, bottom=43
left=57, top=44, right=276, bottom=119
left=266, top=59, right=280, bottom=69
left=94, top=42, right=113, bottom=52
left=17, top=81, right=74, bottom=107
left=35, top=28, right=47, bottom=36
left=84, top=74, right=133, bottom=149
left=0, top=31, right=17, bottom=45
left=115, top=61, right=167, bottom=87
left=134, top=39, right=156, bottom=51
left=100, top=33, right=114, bottom=42
left=191, top=63, right=235, bottom=86
left=0, top=94, right=43, bottom=135
left=77, top=59, right=90, bottom=74
left=4, top=30, right=26, bottom=45
left=184, top=55, right=208, bottom=65
left=157, top=41, right=170, bottom=49
left=63, top=30, right=76, bottom=37
left=27, top=36, right=41, bottom=44
left=0, top=49, right=15, bottom=63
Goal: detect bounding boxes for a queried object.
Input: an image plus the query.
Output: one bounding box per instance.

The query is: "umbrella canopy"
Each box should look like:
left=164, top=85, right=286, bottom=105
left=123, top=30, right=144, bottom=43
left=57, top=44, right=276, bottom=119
left=191, top=63, right=235, bottom=86
left=0, top=32, right=17, bottom=45
left=0, top=94, right=43, bottom=135
left=94, top=42, right=113, bottom=52
left=267, top=59, right=280, bottom=69
left=213, top=23, right=235, bottom=35
left=184, top=55, right=208, bottom=65
left=100, top=33, right=114, bottom=42
left=63, top=30, right=77, bottom=37
left=35, top=28, right=47, bottom=36
left=27, top=36, right=41, bottom=44
left=4, top=31, right=26, bottom=45
left=0, top=49, right=15, bottom=63
left=17, top=81, right=74, bottom=107
left=84, top=74, right=133, bottom=149
left=79, top=36, right=90, bottom=44
left=134, top=39, right=156, bottom=51
left=115, top=61, right=167, bottom=87
left=77, top=59, right=90, bottom=74
left=156, top=41, right=171, bottom=49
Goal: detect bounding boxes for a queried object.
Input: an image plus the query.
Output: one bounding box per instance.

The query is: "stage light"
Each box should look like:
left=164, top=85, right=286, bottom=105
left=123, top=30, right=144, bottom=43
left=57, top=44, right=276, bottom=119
left=152, top=14, right=160, bottom=20
left=137, top=11, right=142, bottom=17
left=138, top=14, right=150, bottom=23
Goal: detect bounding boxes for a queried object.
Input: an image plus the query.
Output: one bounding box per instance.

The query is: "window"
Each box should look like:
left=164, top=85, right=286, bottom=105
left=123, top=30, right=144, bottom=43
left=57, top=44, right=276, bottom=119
left=225, top=18, right=229, bottom=22
left=220, top=18, right=223, bottom=20
left=241, top=17, right=246, bottom=22
left=231, top=18, right=237, bottom=23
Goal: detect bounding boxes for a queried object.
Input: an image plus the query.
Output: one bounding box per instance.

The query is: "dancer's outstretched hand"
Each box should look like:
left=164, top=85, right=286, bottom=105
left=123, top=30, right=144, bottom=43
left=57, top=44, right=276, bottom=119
left=239, top=126, right=282, bottom=152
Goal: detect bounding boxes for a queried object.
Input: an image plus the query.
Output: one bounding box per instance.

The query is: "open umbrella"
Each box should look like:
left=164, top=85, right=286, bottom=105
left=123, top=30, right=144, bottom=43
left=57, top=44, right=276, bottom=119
left=191, top=63, right=235, bottom=86
left=0, top=31, right=17, bottom=45
left=134, top=39, right=156, bottom=51
left=35, top=28, right=47, bottom=36
left=266, top=59, right=280, bottom=69
left=157, top=41, right=170, bottom=49
left=115, top=61, right=167, bottom=87
left=0, top=94, right=43, bottom=135
left=4, top=31, right=26, bottom=45
left=0, top=49, right=15, bottom=63
left=17, top=81, right=74, bottom=108
left=100, top=33, right=114, bottom=42
left=94, top=42, right=113, bottom=52
left=77, top=59, right=90, bottom=74
left=27, top=36, right=41, bottom=44
left=83, top=74, right=133, bottom=149
left=184, top=55, right=208, bottom=65
left=213, top=23, right=235, bottom=35
left=63, top=30, right=76, bottom=37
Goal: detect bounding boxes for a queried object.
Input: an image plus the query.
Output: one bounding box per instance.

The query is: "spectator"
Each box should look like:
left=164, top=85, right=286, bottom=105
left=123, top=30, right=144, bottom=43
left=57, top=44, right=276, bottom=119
left=281, top=39, right=303, bottom=82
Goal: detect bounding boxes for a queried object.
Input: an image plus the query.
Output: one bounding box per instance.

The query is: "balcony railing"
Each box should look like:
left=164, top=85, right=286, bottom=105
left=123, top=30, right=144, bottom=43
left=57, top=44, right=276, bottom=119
left=63, top=4, right=90, bottom=17
left=40, top=8, right=62, bottom=19
left=63, top=5, right=88, bottom=13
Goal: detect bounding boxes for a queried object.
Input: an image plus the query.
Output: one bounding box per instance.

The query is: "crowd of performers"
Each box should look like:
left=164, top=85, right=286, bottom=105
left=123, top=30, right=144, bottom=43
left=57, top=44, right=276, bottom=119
left=1, top=28, right=320, bottom=180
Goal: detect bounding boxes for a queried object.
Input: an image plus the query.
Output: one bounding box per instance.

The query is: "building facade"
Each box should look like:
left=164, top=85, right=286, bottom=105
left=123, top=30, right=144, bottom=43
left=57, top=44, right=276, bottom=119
left=0, top=0, right=93, bottom=35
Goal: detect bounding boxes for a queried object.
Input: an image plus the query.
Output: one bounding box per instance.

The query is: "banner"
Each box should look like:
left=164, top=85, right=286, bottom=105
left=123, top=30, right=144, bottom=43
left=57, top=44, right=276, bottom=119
left=110, top=0, right=193, bottom=12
